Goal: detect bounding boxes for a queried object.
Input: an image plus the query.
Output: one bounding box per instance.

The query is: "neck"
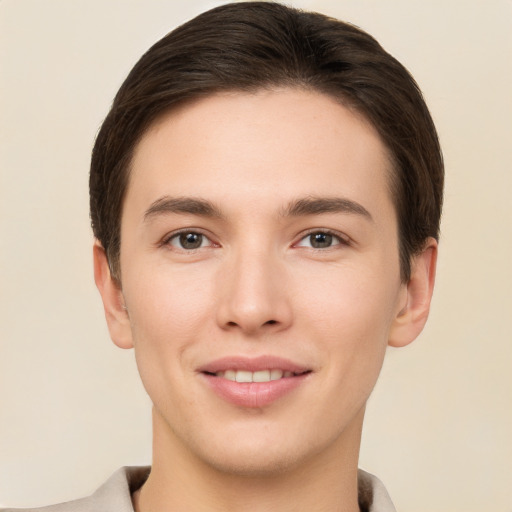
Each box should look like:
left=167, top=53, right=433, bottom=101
left=133, top=407, right=364, bottom=512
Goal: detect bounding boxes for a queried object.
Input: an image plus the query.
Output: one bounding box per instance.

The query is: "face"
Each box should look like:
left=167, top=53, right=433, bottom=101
left=96, top=88, right=433, bottom=476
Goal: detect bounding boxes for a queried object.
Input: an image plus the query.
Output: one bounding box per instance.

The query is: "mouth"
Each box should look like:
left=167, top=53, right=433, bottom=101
left=198, top=356, right=312, bottom=408
left=207, top=369, right=310, bottom=382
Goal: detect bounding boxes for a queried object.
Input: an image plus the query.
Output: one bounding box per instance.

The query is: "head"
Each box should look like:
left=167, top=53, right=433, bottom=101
left=90, top=1, right=443, bottom=285
left=90, top=1, right=443, bottom=478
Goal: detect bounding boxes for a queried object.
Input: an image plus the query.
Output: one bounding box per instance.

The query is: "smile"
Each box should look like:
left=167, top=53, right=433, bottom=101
left=214, top=369, right=303, bottom=382
left=199, top=356, right=312, bottom=408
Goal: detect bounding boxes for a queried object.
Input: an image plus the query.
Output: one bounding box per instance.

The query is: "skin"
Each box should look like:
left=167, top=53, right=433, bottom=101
left=94, top=88, right=437, bottom=512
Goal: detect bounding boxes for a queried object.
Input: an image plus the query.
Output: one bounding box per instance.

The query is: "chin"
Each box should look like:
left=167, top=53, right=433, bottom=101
left=197, top=443, right=307, bottom=478
left=187, top=419, right=346, bottom=479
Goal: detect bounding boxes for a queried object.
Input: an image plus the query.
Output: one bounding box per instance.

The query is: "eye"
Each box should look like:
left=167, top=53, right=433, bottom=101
left=296, top=231, right=346, bottom=249
left=167, top=231, right=211, bottom=250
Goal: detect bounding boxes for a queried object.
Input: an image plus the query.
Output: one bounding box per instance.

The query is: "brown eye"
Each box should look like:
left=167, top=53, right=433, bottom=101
left=169, top=232, right=207, bottom=250
left=309, top=232, right=333, bottom=248
left=296, top=231, right=345, bottom=249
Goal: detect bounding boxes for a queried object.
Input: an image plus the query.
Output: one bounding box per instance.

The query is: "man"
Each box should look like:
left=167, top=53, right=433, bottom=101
left=2, top=2, right=442, bottom=511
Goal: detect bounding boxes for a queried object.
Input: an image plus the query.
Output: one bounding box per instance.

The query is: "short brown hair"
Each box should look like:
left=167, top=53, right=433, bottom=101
left=90, top=1, right=443, bottom=282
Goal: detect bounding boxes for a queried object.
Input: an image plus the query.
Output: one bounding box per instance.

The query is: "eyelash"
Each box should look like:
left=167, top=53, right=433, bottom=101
left=161, top=229, right=217, bottom=251
left=294, top=229, right=350, bottom=250
left=161, top=228, right=350, bottom=252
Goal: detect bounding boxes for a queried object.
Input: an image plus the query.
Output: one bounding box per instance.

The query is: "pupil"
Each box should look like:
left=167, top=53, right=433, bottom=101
left=180, top=233, right=202, bottom=249
left=311, top=232, right=332, bottom=248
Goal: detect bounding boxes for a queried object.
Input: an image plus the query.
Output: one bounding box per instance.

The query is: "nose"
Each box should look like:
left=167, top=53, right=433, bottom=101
left=215, top=246, right=293, bottom=335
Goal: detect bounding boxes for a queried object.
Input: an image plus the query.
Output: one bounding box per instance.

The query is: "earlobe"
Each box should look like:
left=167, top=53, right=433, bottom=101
left=93, top=240, right=134, bottom=349
left=388, top=238, right=438, bottom=348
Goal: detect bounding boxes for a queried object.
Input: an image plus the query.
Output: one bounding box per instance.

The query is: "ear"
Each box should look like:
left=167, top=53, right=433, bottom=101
left=388, top=238, right=438, bottom=348
left=93, top=240, right=133, bottom=349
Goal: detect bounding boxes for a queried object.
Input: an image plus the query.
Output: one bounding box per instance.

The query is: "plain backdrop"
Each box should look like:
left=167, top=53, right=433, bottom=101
left=1, top=1, right=511, bottom=510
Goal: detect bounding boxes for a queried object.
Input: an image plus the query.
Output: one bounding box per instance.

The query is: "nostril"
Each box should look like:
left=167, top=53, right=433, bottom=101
left=222, top=319, right=280, bottom=330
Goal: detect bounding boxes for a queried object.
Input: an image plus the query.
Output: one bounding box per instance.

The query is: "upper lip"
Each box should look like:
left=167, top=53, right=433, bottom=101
left=198, top=355, right=310, bottom=374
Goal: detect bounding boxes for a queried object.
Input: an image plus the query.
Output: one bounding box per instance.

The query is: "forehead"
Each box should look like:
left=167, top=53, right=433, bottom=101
left=125, top=88, right=394, bottom=220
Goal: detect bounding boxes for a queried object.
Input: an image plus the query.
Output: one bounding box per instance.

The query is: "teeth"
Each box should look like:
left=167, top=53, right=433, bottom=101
left=224, top=370, right=236, bottom=381
left=253, top=370, right=270, bottom=382
left=235, top=370, right=253, bottom=383
left=270, top=369, right=284, bottom=380
left=215, top=369, right=293, bottom=382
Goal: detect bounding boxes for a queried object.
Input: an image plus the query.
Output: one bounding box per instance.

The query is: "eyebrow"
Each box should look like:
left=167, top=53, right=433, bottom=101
left=144, top=196, right=224, bottom=221
left=143, top=195, right=373, bottom=223
left=282, top=196, right=373, bottom=221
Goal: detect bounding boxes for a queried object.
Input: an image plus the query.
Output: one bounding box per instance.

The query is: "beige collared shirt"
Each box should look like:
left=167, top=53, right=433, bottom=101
left=1, top=466, right=396, bottom=512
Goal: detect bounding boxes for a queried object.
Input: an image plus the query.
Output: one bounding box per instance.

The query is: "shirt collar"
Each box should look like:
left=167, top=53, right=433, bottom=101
left=91, top=466, right=395, bottom=512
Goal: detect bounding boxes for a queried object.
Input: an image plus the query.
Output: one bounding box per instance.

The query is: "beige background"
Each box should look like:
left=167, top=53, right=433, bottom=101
left=1, top=0, right=511, bottom=510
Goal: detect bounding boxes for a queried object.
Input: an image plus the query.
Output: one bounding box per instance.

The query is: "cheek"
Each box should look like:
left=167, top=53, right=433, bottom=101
left=295, top=262, right=400, bottom=378
left=299, top=260, right=399, bottom=329
left=125, top=261, right=216, bottom=334
left=122, top=267, right=216, bottom=390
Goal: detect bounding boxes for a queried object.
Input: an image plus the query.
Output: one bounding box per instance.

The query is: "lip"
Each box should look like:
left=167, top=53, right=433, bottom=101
left=198, top=355, right=309, bottom=374
left=198, top=356, right=311, bottom=408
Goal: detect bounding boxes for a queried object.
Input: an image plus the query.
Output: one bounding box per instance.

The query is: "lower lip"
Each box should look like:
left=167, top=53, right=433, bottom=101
left=201, top=373, right=310, bottom=408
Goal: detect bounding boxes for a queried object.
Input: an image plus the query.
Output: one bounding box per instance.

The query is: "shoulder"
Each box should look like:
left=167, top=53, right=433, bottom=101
left=1, top=466, right=150, bottom=512
left=358, top=469, right=396, bottom=512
